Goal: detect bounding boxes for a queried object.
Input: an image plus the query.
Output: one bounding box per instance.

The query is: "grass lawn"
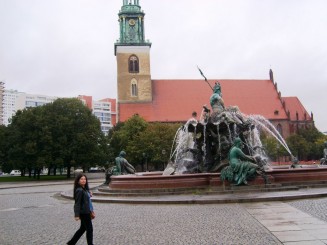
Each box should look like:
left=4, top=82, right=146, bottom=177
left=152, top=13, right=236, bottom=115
left=0, top=175, right=73, bottom=182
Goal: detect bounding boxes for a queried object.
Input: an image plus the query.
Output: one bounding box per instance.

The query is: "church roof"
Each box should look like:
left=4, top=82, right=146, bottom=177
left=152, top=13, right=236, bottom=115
left=119, top=79, right=293, bottom=123
left=282, top=96, right=311, bottom=121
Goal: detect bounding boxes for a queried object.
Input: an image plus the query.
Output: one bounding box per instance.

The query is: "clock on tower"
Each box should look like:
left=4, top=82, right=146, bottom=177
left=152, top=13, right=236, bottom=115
left=114, top=0, right=153, bottom=121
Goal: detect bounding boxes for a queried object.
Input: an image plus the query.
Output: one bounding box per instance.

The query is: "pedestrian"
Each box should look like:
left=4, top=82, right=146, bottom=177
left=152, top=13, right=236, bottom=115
left=67, top=173, right=95, bottom=245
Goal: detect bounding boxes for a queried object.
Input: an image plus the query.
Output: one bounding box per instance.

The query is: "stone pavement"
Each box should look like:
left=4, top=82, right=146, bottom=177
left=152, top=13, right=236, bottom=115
left=244, top=202, right=327, bottom=244
left=1, top=181, right=327, bottom=244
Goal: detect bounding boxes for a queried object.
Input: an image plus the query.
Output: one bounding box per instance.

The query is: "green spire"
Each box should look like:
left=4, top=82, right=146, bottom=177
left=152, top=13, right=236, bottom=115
left=115, top=0, right=151, bottom=53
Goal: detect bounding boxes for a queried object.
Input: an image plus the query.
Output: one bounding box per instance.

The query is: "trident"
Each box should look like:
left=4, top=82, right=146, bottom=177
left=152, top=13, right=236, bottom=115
left=197, top=66, right=213, bottom=91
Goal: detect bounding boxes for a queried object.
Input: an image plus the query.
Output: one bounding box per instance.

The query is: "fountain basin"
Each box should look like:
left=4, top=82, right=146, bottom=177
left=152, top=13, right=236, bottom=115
left=109, top=166, right=327, bottom=190
left=266, top=165, right=327, bottom=183
left=109, top=172, right=219, bottom=189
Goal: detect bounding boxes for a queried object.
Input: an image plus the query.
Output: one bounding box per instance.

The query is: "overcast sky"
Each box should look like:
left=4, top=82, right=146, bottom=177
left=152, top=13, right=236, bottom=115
left=0, top=0, right=326, bottom=132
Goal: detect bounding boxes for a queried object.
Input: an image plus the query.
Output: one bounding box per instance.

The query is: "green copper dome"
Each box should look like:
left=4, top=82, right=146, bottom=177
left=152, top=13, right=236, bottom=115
left=115, top=0, right=151, bottom=54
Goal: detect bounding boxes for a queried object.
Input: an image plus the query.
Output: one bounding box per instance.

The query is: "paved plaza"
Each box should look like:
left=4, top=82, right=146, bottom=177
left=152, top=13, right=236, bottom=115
left=1, top=180, right=327, bottom=245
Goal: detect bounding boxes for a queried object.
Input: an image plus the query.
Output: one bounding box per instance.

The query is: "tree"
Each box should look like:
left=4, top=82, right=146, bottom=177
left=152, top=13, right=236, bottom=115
left=128, top=122, right=181, bottom=170
left=6, top=108, right=47, bottom=177
left=108, top=114, right=148, bottom=163
left=0, top=125, right=9, bottom=172
left=44, top=98, right=106, bottom=178
left=261, top=134, right=288, bottom=162
left=286, top=134, right=309, bottom=161
left=5, top=98, right=107, bottom=178
left=297, top=127, right=326, bottom=160
left=108, top=115, right=182, bottom=171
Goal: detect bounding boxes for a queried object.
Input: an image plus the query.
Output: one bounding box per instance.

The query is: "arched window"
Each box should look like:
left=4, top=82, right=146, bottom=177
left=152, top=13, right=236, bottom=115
left=276, top=124, right=283, bottom=137
left=131, top=79, right=138, bottom=97
left=129, top=55, right=139, bottom=73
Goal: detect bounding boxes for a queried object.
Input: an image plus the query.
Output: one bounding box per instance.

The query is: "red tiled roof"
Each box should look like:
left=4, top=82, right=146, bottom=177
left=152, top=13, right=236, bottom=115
left=282, top=96, right=311, bottom=121
left=119, top=79, right=289, bottom=122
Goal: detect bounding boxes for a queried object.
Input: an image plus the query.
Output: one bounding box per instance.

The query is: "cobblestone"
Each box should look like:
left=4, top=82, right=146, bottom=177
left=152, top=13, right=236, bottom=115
left=288, top=197, right=327, bottom=223
left=2, top=183, right=327, bottom=245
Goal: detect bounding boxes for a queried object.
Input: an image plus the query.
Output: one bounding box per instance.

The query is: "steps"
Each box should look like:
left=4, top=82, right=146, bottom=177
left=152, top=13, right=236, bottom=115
left=61, top=180, right=327, bottom=204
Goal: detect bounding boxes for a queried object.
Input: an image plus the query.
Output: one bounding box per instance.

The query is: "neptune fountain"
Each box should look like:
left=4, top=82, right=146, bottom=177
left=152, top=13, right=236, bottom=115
left=164, top=71, right=294, bottom=185
left=108, top=71, right=327, bottom=190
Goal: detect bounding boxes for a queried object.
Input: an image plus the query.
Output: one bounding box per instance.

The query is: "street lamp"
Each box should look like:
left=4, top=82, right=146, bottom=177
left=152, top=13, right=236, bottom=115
left=143, top=153, right=148, bottom=172
left=276, top=144, right=280, bottom=165
left=162, top=149, right=166, bottom=171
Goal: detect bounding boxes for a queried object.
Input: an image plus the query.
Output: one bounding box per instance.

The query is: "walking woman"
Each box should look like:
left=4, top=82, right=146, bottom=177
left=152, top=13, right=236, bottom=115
left=67, top=173, right=95, bottom=245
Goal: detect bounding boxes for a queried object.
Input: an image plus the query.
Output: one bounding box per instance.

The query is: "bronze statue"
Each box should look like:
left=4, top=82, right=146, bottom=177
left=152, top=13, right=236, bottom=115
left=210, top=82, right=225, bottom=113
left=321, top=142, right=327, bottom=165
left=114, top=151, right=136, bottom=175
left=221, top=138, right=258, bottom=185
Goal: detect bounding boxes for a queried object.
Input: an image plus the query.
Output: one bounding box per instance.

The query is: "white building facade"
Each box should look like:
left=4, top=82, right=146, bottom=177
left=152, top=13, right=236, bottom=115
left=1, top=90, right=116, bottom=135
left=78, top=96, right=116, bottom=135
left=1, top=90, right=58, bottom=126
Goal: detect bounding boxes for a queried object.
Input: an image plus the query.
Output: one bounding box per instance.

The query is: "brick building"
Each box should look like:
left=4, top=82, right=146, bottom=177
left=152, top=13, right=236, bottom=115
left=114, top=1, right=314, bottom=138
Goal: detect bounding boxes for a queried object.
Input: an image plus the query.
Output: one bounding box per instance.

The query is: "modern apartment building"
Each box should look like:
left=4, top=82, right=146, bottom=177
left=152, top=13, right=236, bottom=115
left=78, top=95, right=117, bottom=135
left=1, top=90, right=57, bottom=126
left=0, top=81, right=4, bottom=124
left=0, top=87, right=116, bottom=135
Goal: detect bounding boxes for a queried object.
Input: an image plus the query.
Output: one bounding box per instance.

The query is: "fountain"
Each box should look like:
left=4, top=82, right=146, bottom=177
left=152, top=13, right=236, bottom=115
left=108, top=73, right=327, bottom=191
left=165, top=81, right=289, bottom=183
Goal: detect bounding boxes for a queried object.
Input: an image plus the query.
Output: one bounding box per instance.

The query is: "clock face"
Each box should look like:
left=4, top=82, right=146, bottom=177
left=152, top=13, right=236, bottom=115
left=128, top=19, right=136, bottom=26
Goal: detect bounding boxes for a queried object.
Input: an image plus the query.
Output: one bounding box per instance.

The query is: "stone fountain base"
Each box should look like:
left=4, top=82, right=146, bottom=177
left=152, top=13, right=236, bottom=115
left=60, top=165, right=327, bottom=204
left=109, top=165, right=327, bottom=190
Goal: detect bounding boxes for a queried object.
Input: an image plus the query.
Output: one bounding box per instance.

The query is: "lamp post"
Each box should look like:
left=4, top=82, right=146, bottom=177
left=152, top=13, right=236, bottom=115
left=162, top=149, right=166, bottom=171
left=143, top=153, right=148, bottom=172
left=276, top=144, right=280, bottom=165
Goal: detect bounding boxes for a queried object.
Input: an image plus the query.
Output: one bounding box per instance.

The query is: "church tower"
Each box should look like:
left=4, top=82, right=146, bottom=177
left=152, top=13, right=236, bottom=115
left=115, top=0, right=152, bottom=121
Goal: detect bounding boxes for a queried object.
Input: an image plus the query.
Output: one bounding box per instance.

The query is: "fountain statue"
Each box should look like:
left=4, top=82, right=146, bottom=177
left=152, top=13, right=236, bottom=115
left=165, top=69, right=294, bottom=185
left=220, top=137, right=259, bottom=185
left=320, top=142, right=327, bottom=165
left=104, top=151, right=136, bottom=184
left=114, top=151, right=136, bottom=175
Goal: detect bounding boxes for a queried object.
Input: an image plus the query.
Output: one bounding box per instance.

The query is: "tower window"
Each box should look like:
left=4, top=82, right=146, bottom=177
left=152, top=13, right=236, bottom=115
left=129, top=55, right=139, bottom=73
left=131, top=79, right=138, bottom=97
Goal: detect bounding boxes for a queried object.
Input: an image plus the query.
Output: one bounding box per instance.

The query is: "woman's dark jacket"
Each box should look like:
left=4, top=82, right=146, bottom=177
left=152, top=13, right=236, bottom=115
left=74, top=186, right=91, bottom=217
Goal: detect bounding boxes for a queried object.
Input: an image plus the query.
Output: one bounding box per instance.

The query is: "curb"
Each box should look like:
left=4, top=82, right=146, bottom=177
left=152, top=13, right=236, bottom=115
left=60, top=188, right=327, bottom=205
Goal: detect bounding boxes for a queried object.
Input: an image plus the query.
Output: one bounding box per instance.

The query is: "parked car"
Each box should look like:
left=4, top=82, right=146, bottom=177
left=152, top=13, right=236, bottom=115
left=89, top=167, right=99, bottom=173
left=74, top=168, right=83, bottom=173
left=89, top=167, right=106, bottom=172
left=10, top=170, right=21, bottom=176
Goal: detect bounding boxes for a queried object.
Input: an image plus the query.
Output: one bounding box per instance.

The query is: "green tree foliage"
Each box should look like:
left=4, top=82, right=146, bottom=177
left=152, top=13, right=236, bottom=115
left=262, top=127, right=326, bottom=162
left=297, top=127, right=327, bottom=160
left=108, top=115, right=148, bottom=166
left=108, top=115, right=181, bottom=171
left=4, top=98, right=107, bottom=178
left=0, top=125, right=9, bottom=172
left=128, top=122, right=181, bottom=170
left=286, top=134, right=309, bottom=161
left=261, top=133, right=288, bottom=161
left=6, top=107, right=48, bottom=177
left=43, top=98, right=107, bottom=177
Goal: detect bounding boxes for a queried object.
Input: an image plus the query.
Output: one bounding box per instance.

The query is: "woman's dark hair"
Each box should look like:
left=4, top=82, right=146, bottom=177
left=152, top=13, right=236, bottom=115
left=73, top=173, right=89, bottom=198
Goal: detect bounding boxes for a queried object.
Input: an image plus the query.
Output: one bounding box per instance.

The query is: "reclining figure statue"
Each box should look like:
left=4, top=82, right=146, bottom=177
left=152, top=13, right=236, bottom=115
left=104, top=151, right=136, bottom=184
left=221, top=137, right=259, bottom=185
left=114, top=151, right=136, bottom=175
left=321, top=142, right=327, bottom=165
